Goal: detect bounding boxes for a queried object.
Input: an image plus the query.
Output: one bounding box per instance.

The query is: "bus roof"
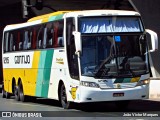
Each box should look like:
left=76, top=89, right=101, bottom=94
left=28, top=10, right=140, bottom=22
left=27, top=11, right=71, bottom=22
left=65, top=10, right=140, bottom=17
left=3, top=10, right=140, bottom=31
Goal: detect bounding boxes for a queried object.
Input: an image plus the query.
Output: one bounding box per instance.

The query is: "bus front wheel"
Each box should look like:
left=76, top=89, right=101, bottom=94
left=60, top=84, right=73, bottom=109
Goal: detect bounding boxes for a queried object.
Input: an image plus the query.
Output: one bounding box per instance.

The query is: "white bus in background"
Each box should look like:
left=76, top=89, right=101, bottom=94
left=2, top=10, right=158, bottom=109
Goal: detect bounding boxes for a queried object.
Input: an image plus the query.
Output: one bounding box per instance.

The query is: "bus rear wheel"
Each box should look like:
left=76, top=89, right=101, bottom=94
left=2, top=85, right=10, bottom=99
left=19, top=82, right=27, bottom=102
left=60, top=84, right=73, bottom=109
left=5, top=91, right=10, bottom=99
left=2, top=85, right=6, bottom=98
left=15, top=85, right=20, bottom=101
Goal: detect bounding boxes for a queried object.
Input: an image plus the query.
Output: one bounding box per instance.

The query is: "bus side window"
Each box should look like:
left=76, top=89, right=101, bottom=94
left=46, top=22, right=53, bottom=48
left=53, top=22, right=59, bottom=48
left=18, top=29, right=24, bottom=50
left=37, top=25, right=44, bottom=49
left=53, top=20, right=64, bottom=47
left=57, top=21, right=64, bottom=47
left=19, top=42, right=22, bottom=50
left=23, top=30, right=29, bottom=50
left=48, top=28, right=54, bottom=47
left=9, top=33, right=13, bottom=52
left=4, top=32, right=9, bottom=52
left=31, top=27, right=37, bottom=49
left=27, top=30, right=32, bottom=50
left=12, top=31, right=17, bottom=51
left=43, top=26, right=47, bottom=48
left=58, top=37, right=64, bottom=47
left=17, top=31, right=21, bottom=51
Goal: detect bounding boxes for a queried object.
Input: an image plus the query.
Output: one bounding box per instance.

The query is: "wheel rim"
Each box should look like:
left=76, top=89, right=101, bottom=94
left=61, top=85, right=67, bottom=106
left=2, top=87, right=5, bottom=98
left=15, top=87, right=20, bottom=101
left=19, top=85, right=24, bottom=100
left=15, top=86, right=18, bottom=97
left=6, top=92, right=10, bottom=99
left=13, top=84, right=16, bottom=96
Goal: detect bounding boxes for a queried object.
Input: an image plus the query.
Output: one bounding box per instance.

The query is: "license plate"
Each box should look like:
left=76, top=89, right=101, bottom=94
left=113, top=93, right=124, bottom=97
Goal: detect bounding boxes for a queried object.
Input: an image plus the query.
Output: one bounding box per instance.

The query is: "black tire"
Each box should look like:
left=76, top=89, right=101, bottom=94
left=15, top=86, right=20, bottom=101
left=5, top=91, right=10, bottom=99
left=12, top=81, right=16, bottom=96
left=60, top=84, right=73, bottom=109
left=2, top=85, right=6, bottom=98
left=19, top=82, right=28, bottom=102
left=115, top=100, right=130, bottom=110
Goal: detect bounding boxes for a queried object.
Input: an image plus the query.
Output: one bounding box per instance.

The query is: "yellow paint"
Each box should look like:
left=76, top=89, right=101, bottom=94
left=28, top=11, right=72, bottom=22
left=3, top=51, right=41, bottom=96
left=131, top=77, right=140, bottom=82
left=20, top=51, right=41, bottom=96
left=3, top=68, right=24, bottom=94
left=71, top=87, right=77, bottom=99
left=28, top=51, right=40, bottom=96
left=3, top=69, right=8, bottom=92
left=42, top=18, right=49, bottom=23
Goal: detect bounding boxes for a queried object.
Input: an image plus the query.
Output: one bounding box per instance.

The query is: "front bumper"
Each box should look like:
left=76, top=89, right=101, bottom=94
left=74, top=85, right=149, bottom=103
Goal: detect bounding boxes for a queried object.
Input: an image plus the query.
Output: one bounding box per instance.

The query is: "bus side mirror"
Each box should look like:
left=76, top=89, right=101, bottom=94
left=72, top=31, right=82, bottom=56
left=146, top=29, right=158, bottom=52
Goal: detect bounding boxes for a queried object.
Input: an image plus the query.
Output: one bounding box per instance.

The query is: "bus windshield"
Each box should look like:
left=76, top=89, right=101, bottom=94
left=78, top=17, right=147, bottom=78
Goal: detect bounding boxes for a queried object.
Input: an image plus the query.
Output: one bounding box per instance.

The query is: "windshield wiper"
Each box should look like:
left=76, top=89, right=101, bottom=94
left=95, top=54, right=115, bottom=78
left=94, top=43, right=117, bottom=78
left=119, top=57, right=136, bottom=77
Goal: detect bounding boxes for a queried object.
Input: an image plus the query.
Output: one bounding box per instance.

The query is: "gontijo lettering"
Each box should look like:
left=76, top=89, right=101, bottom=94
left=14, top=55, right=30, bottom=64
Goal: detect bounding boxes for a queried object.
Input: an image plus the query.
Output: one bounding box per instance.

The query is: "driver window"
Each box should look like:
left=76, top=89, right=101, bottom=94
left=66, top=18, right=79, bottom=80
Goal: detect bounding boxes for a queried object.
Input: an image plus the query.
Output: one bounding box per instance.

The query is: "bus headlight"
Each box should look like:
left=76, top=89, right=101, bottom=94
left=80, top=81, right=99, bottom=88
left=136, top=79, right=150, bottom=86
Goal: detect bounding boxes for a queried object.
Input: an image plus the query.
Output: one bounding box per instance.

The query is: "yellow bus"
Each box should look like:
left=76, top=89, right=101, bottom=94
left=2, top=10, right=158, bottom=109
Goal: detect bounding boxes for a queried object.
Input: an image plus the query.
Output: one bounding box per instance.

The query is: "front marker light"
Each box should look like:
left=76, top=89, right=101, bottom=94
left=80, top=81, right=99, bottom=88
left=136, top=79, right=150, bottom=86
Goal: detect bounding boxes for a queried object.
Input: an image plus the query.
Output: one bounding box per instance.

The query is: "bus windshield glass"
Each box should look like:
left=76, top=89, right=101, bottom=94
left=78, top=17, right=148, bottom=78
left=79, top=16, right=144, bottom=33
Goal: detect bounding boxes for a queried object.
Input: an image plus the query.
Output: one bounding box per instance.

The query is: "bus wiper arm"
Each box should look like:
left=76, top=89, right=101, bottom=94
left=120, top=57, right=136, bottom=77
left=94, top=43, right=116, bottom=77
left=95, top=54, right=114, bottom=77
